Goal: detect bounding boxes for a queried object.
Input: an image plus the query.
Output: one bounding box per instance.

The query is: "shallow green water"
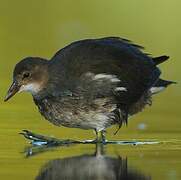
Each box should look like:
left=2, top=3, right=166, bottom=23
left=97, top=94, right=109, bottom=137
left=0, top=0, right=181, bottom=180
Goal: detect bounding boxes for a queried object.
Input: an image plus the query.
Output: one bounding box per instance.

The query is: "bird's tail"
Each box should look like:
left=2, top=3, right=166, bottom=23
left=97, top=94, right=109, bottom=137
left=152, top=55, right=169, bottom=65
left=151, top=55, right=176, bottom=94
left=150, top=79, right=176, bottom=95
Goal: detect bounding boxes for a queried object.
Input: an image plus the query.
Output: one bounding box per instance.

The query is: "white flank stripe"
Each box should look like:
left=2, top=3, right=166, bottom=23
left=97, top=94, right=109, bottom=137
left=93, top=73, right=120, bottom=82
left=115, top=87, right=127, bottom=91
left=150, top=87, right=165, bottom=94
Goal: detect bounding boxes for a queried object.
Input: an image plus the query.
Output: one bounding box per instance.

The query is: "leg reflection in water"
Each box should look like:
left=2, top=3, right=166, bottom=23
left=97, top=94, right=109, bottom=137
left=35, top=144, right=151, bottom=180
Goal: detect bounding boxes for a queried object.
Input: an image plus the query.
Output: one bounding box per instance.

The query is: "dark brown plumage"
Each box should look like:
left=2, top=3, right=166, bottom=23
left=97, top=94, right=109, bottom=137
left=4, top=37, right=175, bottom=142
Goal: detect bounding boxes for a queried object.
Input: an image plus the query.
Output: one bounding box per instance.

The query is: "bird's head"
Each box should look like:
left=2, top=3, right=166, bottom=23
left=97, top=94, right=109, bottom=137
left=4, top=57, right=49, bottom=102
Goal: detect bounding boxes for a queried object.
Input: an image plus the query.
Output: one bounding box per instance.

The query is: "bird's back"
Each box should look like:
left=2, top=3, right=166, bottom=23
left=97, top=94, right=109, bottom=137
left=49, top=37, right=160, bottom=106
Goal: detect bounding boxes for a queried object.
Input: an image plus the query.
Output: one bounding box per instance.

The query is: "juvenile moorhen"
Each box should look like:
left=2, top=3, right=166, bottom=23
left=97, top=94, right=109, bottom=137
left=4, top=37, right=175, bottom=143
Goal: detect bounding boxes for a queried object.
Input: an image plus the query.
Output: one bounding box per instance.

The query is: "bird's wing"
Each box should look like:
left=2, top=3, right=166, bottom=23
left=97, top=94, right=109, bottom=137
left=48, top=37, right=161, bottom=106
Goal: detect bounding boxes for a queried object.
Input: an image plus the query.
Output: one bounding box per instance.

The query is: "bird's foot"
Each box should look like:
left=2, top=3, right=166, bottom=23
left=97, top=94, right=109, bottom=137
left=20, top=130, right=81, bottom=146
left=20, top=130, right=158, bottom=147
left=20, top=130, right=109, bottom=146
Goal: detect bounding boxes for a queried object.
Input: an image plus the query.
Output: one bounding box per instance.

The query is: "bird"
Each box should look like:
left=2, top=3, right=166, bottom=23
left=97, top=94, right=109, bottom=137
left=4, top=37, right=175, bottom=143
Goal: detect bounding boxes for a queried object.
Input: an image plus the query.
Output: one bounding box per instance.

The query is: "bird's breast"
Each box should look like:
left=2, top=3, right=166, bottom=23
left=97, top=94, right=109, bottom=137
left=34, top=96, right=117, bottom=131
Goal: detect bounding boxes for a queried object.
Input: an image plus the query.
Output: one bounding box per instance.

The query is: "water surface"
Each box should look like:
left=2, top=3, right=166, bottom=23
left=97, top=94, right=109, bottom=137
left=0, top=0, right=181, bottom=179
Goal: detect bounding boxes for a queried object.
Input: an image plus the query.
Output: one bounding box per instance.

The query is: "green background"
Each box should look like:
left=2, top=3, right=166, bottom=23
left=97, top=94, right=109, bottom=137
left=0, top=0, right=180, bottom=180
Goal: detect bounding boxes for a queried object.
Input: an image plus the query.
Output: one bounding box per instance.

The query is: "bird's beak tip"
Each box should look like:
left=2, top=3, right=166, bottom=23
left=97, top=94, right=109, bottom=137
left=4, top=94, right=11, bottom=102
left=4, top=81, right=20, bottom=102
left=4, top=96, right=8, bottom=102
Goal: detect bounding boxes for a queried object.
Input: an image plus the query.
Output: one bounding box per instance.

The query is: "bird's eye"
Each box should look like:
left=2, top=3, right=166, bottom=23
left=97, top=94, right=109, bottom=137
left=23, top=72, right=30, bottom=79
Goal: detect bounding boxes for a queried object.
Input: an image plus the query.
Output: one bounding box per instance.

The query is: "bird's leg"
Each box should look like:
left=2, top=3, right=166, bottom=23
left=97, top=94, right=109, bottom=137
left=95, top=130, right=107, bottom=144
left=101, top=130, right=106, bottom=143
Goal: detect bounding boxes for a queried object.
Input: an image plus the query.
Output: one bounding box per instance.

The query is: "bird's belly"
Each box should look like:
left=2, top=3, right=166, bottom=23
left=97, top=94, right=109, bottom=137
left=36, top=99, right=115, bottom=131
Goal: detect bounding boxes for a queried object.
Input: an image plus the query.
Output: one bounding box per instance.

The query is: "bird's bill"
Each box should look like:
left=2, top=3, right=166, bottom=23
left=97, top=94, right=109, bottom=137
left=4, top=81, right=20, bottom=102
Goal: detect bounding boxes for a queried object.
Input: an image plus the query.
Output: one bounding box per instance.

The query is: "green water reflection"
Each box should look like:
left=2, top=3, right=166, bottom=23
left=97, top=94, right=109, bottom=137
left=0, top=0, right=181, bottom=180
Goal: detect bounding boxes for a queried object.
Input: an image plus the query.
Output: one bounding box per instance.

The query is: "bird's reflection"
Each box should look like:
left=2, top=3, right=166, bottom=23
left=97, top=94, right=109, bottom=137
left=35, top=144, right=151, bottom=180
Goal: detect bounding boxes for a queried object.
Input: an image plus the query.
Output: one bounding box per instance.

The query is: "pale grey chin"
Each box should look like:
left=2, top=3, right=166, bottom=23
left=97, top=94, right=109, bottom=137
left=19, top=83, right=41, bottom=95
